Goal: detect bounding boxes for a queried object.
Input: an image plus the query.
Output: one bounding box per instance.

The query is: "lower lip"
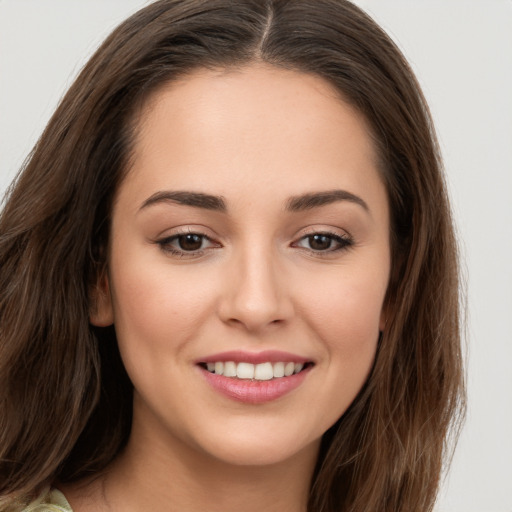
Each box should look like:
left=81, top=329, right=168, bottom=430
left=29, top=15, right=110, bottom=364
left=200, top=366, right=312, bottom=404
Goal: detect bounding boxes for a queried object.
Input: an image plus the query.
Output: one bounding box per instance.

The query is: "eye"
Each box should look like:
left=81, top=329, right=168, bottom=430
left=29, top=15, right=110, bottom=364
left=156, top=231, right=219, bottom=257
left=173, top=233, right=205, bottom=251
left=294, top=232, right=353, bottom=253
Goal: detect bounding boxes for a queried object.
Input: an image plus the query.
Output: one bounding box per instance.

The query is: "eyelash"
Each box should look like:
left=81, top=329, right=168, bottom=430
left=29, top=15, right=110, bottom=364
left=155, top=230, right=219, bottom=258
left=292, top=231, right=354, bottom=255
left=155, top=230, right=353, bottom=258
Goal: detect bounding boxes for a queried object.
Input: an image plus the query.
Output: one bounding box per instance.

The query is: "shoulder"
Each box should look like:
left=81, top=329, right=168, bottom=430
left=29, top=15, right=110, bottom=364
left=4, top=488, right=73, bottom=512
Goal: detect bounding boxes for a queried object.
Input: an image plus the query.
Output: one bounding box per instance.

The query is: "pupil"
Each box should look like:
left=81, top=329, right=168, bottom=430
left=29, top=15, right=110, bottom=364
left=179, top=234, right=202, bottom=251
left=309, top=234, right=331, bottom=251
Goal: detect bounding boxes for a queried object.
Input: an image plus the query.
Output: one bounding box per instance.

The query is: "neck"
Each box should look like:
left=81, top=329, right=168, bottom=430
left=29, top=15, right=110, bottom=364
left=111, top=445, right=315, bottom=512
left=63, top=413, right=319, bottom=512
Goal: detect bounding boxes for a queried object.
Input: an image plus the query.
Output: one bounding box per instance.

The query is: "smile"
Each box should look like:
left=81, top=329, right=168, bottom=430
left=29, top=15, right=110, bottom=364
left=197, top=351, right=314, bottom=403
left=201, top=361, right=309, bottom=380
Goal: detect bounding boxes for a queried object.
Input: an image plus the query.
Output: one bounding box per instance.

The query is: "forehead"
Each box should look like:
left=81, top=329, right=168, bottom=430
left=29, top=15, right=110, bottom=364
left=121, top=63, right=384, bottom=212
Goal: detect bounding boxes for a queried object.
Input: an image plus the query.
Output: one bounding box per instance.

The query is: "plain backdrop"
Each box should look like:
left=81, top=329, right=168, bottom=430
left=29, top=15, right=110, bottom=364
left=1, top=1, right=511, bottom=511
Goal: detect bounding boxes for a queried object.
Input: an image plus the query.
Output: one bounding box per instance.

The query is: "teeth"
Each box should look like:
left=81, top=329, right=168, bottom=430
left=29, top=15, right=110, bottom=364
left=254, top=362, right=273, bottom=381
left=206, top=361, right=307, bottom=380
left=224, top=361, right=237, bottom=377
left=236, top=362, right=254, bottom=379
left=284, top=362, right=295, bottom=377
left=273, top=362, right=285, bottom=378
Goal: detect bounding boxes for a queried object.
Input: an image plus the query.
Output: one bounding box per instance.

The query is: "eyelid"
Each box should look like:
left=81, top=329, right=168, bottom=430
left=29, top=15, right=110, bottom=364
left=291, top=227, right=354, bottom=255
left=152, top=225, right=353, bottom=259
left=293, top=225, right=353, bottom=242
left=153, top=227, right=222, bottom=258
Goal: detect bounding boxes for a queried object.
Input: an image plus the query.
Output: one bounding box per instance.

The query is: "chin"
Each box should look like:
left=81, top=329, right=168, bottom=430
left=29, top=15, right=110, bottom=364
left=184, top=419, right=323, bottom=468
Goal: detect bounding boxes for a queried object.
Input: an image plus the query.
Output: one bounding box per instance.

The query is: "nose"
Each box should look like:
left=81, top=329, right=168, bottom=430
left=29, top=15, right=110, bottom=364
left=217, top=246, right=294, bottom=333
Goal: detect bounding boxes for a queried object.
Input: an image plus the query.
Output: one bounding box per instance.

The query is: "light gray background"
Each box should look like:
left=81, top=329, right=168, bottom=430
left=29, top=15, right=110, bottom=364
left=1, top=1, right=511, bottom=511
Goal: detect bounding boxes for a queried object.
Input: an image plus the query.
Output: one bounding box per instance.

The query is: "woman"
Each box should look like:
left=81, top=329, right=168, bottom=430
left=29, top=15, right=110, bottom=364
left=0, top=1, right=465, bottom=511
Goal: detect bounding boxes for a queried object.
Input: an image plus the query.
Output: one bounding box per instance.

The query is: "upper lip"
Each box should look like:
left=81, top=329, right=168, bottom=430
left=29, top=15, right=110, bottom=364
left=196, top=350, right=313, bottom=365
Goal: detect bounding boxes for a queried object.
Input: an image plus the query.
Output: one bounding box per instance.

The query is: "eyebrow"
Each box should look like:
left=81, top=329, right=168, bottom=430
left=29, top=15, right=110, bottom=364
left=139, top=188, right=368, bottom=214
left=285, top=190, right=369, bottom=212
left=139, top=191, right=227, bottom=212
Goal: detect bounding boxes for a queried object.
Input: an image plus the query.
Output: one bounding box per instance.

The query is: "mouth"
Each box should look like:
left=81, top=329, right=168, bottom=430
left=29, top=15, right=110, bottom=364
left=198, top=361, right=314, bottom=380
left=196, top=350, right=315, bottom=403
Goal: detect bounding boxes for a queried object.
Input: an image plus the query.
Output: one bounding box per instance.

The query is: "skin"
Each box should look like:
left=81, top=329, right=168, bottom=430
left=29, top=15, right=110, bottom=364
left=63, top=63, right=391, bottom=512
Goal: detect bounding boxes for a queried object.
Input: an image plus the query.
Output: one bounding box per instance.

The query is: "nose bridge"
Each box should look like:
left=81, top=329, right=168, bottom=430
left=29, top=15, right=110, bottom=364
left=219, top=238, right=292, bottom=331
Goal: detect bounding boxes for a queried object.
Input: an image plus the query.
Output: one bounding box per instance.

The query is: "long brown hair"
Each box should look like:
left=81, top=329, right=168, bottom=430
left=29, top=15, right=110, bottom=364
left=0, top=1, right=465, bottom=510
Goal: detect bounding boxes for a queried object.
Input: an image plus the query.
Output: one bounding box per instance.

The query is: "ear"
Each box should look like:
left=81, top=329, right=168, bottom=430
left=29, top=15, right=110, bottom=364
left=89, top=270, right=114, bottom=327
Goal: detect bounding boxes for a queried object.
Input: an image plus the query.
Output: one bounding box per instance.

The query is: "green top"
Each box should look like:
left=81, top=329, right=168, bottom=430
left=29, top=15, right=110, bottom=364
left=15, top=488, right=72, bottom=512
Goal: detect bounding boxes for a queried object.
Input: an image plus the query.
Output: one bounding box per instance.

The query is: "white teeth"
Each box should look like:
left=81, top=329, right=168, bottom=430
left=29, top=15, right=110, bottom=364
left=284, top=362, right=295, bottom=377
left=205, top=360, right=308, bottom=379
left=237, top=362, right=255, bottom=379
left=273, top=362, right=285, bottom=378
left=224, top=361, right=237, bottom=377
left=214, top=362, right=224, bottom=375
left=254, top=362, right=273, bottom=381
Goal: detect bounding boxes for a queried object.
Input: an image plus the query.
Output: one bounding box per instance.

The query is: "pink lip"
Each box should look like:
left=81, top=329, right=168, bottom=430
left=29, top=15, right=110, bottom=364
left=199, top=365, right=312, bottom=404
left=196, top=350, right=311, bottom=365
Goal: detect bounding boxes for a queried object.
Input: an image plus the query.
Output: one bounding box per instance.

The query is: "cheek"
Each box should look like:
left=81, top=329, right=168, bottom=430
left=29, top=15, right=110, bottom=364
left=284, top=270, right=386, bottom=435
left=108, top=257, right=219, bottom=359
left=298, top=265, right=387, bottom=366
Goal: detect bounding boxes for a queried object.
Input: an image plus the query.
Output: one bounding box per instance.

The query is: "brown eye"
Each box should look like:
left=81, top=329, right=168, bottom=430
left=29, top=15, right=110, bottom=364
left=178, top=234, right=204, bottom=251
left=294, top=232, right=353, bottom=253
left=307, top=234, right=333, bottom=251
left=156, top=232, right=218, bottom=256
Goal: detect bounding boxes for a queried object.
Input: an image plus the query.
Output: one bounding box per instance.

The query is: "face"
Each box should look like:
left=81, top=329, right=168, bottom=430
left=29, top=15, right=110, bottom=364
left=92, top=64, right=391, bottom=468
